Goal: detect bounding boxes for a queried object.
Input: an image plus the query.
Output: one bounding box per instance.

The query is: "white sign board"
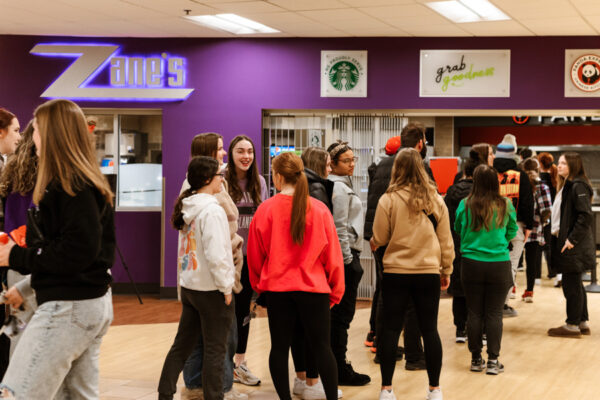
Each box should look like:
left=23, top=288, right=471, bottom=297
left=321, top=51, right=367, bottom=98
left=420, top=50, right=510, bottom=97
left=565, top=49, right=600, bottom=97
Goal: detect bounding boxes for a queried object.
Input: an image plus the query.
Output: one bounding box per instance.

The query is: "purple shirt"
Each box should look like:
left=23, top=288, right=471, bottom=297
left=4, top=191, right=34, bottom=234
left=236, top=175, right=268, bottom=255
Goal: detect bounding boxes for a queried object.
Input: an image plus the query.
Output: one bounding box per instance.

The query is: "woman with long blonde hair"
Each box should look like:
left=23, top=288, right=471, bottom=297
left=372, top=148, right=454, bottom=400
left=0, top=99, right=115, bottom=399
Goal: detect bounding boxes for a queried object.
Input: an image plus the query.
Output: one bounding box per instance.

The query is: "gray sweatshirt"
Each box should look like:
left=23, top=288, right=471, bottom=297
left=328, top=174, right=364, bottom=264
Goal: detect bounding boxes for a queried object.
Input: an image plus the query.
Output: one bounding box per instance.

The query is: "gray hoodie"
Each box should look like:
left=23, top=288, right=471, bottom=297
left=328, top=174, right=364, bottom=264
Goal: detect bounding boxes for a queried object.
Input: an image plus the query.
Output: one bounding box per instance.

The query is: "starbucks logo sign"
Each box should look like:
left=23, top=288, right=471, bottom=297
left=321, top=51, right=367, bottom=97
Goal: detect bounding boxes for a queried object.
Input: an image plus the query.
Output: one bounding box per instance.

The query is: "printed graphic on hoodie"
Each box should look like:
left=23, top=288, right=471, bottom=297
left=178, top=221, right=198, bottom=271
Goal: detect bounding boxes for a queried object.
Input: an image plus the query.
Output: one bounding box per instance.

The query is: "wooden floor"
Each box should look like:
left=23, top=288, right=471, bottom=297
left=99, top=272, right=600, bottom=400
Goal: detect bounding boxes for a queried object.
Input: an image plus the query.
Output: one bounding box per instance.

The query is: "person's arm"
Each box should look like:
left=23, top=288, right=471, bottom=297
left=331, top=182, right=352, bottom=264
left=320, top=211, right=345, bottom=306
left=372, top=195, right=392, bottom=249
left=435, top=199, right=455, bottom=277
left=247, top=209, right=267, bottom=293
left=9, top=188, right=106, bottom=275
left=200, top=208, right=235, bottom=295
left=566, top=182, right=593, bottom=246
left=505, top=201, right=519, bottom=242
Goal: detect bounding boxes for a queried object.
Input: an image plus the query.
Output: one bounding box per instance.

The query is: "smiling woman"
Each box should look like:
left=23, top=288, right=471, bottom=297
left=0, top=108, right=20, bottom=157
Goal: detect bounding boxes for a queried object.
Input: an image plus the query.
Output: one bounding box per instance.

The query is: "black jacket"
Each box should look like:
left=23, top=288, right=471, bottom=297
left=539, top=172, right=556, bottom=201
left=305, top=168, right=334, bottom=212
left=553, top=178, right=595, bottom=273
left=9, top=182, right=115, bottom=305
left=493, top=157, right=535, bottom=230
left=364, top=155, right=395, bottom=241
left=444, top=178, right=473, bottom=296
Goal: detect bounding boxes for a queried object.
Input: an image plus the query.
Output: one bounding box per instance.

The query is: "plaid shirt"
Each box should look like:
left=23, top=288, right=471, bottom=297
left=527, top=180, right=552, bottom=245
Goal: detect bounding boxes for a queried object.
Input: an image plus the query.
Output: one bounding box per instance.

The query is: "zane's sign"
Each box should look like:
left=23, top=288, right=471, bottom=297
left=31, top=44, right=194, bottom=101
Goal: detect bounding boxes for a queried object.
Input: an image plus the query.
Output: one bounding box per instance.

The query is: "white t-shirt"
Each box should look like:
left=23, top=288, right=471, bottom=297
left=551, top=188, right=563, bottom=236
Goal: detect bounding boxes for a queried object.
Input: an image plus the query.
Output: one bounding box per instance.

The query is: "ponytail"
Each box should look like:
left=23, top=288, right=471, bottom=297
left=172, top=188, right=195, bottom=230
left=549, top=164, right=558, bottom=189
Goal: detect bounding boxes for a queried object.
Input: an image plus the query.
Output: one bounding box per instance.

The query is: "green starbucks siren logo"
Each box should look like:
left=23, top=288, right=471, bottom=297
left=328, top=61, right=360, bottom=91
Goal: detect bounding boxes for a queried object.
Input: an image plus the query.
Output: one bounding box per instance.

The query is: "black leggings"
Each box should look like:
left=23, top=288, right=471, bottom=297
left=266, top=292, right=338, bottom=400
left=291, top=320, right=318, bottom=379
left=379, top=273, right=442, bottom=387
left=525, top=242, right=542, bottom=292
left=234, top=257, right=253, bottom=354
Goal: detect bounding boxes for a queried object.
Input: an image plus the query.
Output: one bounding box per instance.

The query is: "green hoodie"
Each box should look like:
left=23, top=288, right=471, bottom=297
left=454, top=198, right=518, bottom=262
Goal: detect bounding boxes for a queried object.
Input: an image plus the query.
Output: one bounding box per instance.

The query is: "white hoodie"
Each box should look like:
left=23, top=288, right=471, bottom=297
left=178, top=193, right=235, bottom=294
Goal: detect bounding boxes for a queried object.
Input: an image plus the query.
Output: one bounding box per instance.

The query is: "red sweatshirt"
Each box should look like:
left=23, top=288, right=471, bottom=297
left=247, top=194, right=345, bottom=306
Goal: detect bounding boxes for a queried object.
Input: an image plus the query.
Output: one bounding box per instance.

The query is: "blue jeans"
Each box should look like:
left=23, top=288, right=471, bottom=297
left=1, top=291, right=113, bottom=399
left=183, top=315, right=237, bottom=391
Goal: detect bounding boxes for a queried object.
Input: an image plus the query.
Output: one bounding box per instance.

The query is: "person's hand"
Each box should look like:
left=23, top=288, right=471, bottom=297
left=370, top=238, right=378, bottom=252
left=4, top=286, right=23, bottom=309
left=224, top=293, right=232, bottom=305
left=523, top=229, right=532, bottom=243
left=561, top=239, right=574, bottom=253
left=0, top=239, right=16, bottom=267
left=440, top=275, right=450, bottom=291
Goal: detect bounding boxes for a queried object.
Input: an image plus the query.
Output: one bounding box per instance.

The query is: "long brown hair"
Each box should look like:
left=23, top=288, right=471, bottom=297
left=466, top=164, right=508, bottom=231
left=33, top=99, right=113, bottom=206
left=471, top=143, right=491, bottom=164
left=557, top=152, right=591, bottom=190
left=386, top=148, right=437, bottom=216
left=272, top=152, right=309, bottom=245
left=538, top=152, right=558, bottom=188
left=0, top=121, right=37, bottom=197
left=191, top=132, right=221, bottom=158
left=301, top=147, right=329, bottom=178
left=226, top=135, right=262, bottom=205
left=522, top=157, right=540, bottom=193
left=0, top=108, right=16, bottom=131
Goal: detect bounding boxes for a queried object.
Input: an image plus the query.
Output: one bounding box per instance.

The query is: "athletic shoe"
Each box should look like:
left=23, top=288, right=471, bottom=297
left=482, top=333, right=487, bottom=346
left=580, top=322, right=591, bottom=336
left=293, top=377, right=307, bottom=396
left=502, top=305, right=518, bottom=318
left=427, top=388, right=443, bottom=400
left=509, top=286, right=516, bottom=299
left=456, top=329, right=467, bottom=343
left=224, top=389, right=248, bottom=400
left=181, top=387, right=204, bottom=400
left=535, top=278, right=542, bottom=286
left=547, top=325, right=582, bottom=338
left=302, top=380, right=343, bottom=399
left=405, top=358, right=426, bottom=371
left=370, top=346, right=377, bottom=354
left=486, top=359, right=504, bottom=375
left=364, top=331, right=375, bottom=347
left=521, top=291, right=533, bottom=303
left=233, top=361, right=261, bottom=386
left=338, top=361, right=371, bottom=386
left=379, top=389, right=396, bottom=400
left=470, top=358, right=486, bottom=372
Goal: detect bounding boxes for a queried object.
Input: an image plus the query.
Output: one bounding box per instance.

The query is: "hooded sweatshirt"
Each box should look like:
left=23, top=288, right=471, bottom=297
left=328, top=174, right=364, bottom=264
left=177, top=193, right=235, bottom=294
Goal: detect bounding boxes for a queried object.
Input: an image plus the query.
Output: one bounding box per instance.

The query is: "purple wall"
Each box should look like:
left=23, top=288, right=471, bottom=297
left=1, top=34, right=600, bottom=288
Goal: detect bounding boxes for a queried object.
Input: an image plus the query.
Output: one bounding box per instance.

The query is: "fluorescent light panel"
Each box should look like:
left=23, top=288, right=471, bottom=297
left=184, top=14, right=279, bottom=34
left=426, top=0, right=510, bottom=23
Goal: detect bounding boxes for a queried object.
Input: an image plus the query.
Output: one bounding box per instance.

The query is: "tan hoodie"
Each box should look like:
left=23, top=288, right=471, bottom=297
left=372, top=188, right=454, bottom=276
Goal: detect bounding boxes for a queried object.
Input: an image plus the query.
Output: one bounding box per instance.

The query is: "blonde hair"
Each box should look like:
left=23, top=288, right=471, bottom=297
left=387, top=148, right=437, bottom=215
left=33, top=99, right=113, bottom=206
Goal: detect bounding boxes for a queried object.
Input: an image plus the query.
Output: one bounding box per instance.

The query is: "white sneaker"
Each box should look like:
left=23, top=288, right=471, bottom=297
left=535, top=278, right=541, bottom=286
left=302, top=380, right=342, bottom=399
left=233, top=361, right=261, bottom=386
left=427, top=388, right=443, bottom=400
left=293, top=377, right=307, bottom=396
left=224, top=389, right=248, bottom=400
left=379, top=389, right=396, bottom=400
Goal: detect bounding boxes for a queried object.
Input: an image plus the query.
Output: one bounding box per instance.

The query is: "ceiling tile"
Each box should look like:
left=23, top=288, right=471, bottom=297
left=340, top=0, right=413, bottom=6
left=299, top=8, right=366, bottom=22
left=285, top=28, right=346, bottom=36
left=360, top=4, right=450, bottom=25
left=571, top=0, right=600, bottom=16
left=243, top=12, right=329, bottom=30
left=210, top=1, right=286, bottom=13
left=325, top=17, right=391, bottom=30
left=493, top=0, right=579, bottom=20
left=338, top=25, right=409, bottom=36
left=55, top=0, right=165, bottom=21
left=123, top=0, right=218, bottom=17
left=267, top=0, right=348, bottom=11
left=583, top=16, right=600, bottom=33
left=403, top=24, right=472, bottom=36
left=459, top=20, right=534, bottom=36
left=520, top=16, right=597, bottom=35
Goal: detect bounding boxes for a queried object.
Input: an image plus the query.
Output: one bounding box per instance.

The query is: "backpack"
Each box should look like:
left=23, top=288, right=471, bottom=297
left=498, top=170, right=521, bottom=211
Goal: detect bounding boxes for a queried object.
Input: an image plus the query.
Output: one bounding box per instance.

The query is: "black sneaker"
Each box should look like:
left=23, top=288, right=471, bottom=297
left=486, top=359, right=504, bottom=375
left=470, top=358, right=486, bottom=372
left=405, top=358, right=427, bottom=371
left=456, top=329, right=467, bottom=343
left=338, top=361, right=371, bottom=386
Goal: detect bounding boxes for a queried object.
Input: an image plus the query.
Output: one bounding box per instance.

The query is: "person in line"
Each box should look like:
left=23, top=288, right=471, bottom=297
left=444, top=146, right=485, bottom=343
left=0, top=122, right=38, bottom=357
left=247, top=152, right=344, bottom=400
left=453, top=142, right=495, bottom=184
left=372, top=148, right=454, bottom=400
left=455, top=164, right=518, bottom=376
left=538, top=152, right=558, bottom=283
left=548, top=152, right=593, bottom=338
left=158, top=156, right=235, bottom=400
left=181, top=133, right=246, bottom=400
left=225, top=135, right=267, bottom=387
left=493, top=134, right=534, bottom=317
left=521, top=158, right=552, bottom=302
left=0, top=99, right=114, bottom=399
left=326, top=140, right=370, bottom=386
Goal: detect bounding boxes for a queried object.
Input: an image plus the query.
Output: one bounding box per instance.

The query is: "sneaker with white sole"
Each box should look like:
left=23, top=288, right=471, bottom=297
left=470, top=358, right=486, bottom=372
left=427, top=388, right=443, bottom=400
left=486, top=359, right=505, bottom=375
left=293, top=377, right=307, bottom=396
left=233, top=361, right=261, bottom=386
left=224, top=389, right=248, bottom=400
left=302, top=380, right=342, bottom=399
left=379, top=389, right=396, bottom=400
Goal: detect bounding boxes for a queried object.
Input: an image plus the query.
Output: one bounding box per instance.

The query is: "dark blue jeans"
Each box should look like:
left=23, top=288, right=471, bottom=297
left=182, top=311, right=237, bottom=391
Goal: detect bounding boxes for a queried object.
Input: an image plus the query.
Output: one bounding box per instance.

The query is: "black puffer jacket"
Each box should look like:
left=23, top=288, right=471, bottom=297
left=305, top=168, right=334, bottom=212
left=553, top=178, right=595, bottom=273
left=444, top=178, right=473, bottom=296
left=364, top=155, right=395, bottom=241
left=493, top=157, right=534, bottom=230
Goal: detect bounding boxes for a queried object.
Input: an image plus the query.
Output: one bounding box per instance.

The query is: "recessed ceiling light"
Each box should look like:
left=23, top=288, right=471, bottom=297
left=183, top=13, right=280, bottom=35
left=426, top=0, right=510, bottom=23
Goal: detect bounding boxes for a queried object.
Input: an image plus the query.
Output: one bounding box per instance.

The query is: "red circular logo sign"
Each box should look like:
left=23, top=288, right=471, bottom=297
left=512, top=116, right=529, bottom=125
left=571, top=54, right=600, bottom=92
